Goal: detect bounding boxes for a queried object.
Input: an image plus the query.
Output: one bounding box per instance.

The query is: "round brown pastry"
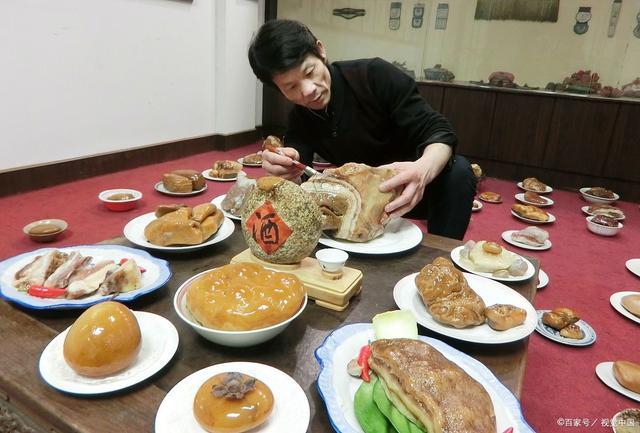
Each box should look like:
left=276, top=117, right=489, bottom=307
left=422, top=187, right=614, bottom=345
left=484, top=304, right=527, bottom=331
left=210, top=160, right=242, bottom=179
left=591, top=215, right=618, bottom=227
left=478, top=191, right=501, bottom=203
left=613, top=361, right=640, bottom=394
left=559, top=323, right=583, bottom=339
left=185, top=262, right=305, bottom=331
left=542, top=307, right=580, bottom=330
left=63, top=301, right=141, bottom=377
left=621, top=294, right=640, bottom=317
left=193, top=372, right=274, bottom=433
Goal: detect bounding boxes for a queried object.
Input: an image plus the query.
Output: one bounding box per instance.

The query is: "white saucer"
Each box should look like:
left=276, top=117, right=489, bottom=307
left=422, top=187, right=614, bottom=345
left=211, top=194, right=240, bottom=221
left=472, top=199, right=483, bottom=212
left=201, top=169, right=236, bottom=182
left=501, top=230, right=552, bottom=251
left=581, top=205, right=625, bottom=221
left=537, top=269, right=549, bottom=289
left=318, top=218, right=423, bottom=255
left=610, top=291, right=640, bottom=325
left=596, top=362, right=640, bottom=403
left=517, top=181, right=553, bottom=194
left=124, top=212, right=235, bottom=253
left=39, top=311, right=178, bottom=395
left=625, top=259, right=640, bottom=278
left=237, top=157, right=262, bottom=167
left=514, top=193, right=554, bottom=207
left=535, top=310, right=596, bottom=346
left=154, top=181, right=208, bottom=196
left=450, top=245, right=535, bottom=282
left=155, top=362, right=310, bottom=433
left=511, top=210, right=556, bottom=224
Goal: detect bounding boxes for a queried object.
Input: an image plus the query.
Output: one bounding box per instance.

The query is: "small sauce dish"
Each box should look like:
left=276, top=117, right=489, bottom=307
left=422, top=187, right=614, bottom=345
left=99, top=189, right=142, bottom=211
left=23, top=219, right=68, bottom=242
left=315, top=248, right=349, bottom=273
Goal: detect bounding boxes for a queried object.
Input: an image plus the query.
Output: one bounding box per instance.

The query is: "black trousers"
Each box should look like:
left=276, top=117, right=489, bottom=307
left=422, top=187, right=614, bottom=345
left=405, top=155, right=476, bottom=240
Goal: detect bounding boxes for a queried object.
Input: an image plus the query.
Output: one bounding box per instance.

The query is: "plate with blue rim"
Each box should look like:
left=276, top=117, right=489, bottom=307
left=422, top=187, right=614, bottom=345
left=314, top=323, right=535, bottom=433
left=535, top=310, right=596, bottom=346
left=0, top=245, right=171, bottom=309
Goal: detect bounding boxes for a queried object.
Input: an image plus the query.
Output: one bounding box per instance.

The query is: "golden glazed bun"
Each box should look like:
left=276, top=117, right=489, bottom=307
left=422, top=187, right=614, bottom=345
left=193, top=372, right=274, bottom=433
left=186, top=263, right=305, bottom=331
left=484, top=304, right=527, bottom=331
left=621, top=294, right=640, bottom=317
left=613, top=361, right=640, bottom=394
left=63, top=301, right=141, bottom=377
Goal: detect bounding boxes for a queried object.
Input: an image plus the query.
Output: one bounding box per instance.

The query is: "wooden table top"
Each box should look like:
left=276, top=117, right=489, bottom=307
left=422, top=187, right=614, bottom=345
left=0, top=229, right=537, bottom=433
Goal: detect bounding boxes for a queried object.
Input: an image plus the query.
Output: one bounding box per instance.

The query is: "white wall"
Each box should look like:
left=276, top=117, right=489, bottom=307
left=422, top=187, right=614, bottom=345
left=0, top=0, right=261, bottom=172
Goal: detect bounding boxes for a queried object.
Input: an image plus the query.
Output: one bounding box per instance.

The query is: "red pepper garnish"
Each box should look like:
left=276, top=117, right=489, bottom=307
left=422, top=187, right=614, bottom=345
left=357, top=344, right=372, bottom=382
left=28, top=285, right=66, bottom=299
left=118, top=258, right=146, bottom=273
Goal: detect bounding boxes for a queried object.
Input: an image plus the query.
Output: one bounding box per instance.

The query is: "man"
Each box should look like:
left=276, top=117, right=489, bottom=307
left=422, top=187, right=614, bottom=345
left=248, top=19, right=476, bottom=240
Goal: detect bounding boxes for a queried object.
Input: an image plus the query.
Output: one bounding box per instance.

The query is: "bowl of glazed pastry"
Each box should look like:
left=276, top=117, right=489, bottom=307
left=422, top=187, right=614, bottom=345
left=586, top=215, right=623, bottom=237
left=173, top=263, right=307, bottom=347
left=23, top=219, right=68, bottom=242
left=98, top=189, right=143, bottom=211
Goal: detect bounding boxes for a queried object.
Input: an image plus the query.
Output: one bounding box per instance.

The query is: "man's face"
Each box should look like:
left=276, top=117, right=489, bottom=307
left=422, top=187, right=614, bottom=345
left=272, top=45, right=331, bottom=110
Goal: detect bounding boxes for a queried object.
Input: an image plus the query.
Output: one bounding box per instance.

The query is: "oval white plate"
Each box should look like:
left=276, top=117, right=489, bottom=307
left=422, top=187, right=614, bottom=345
left=450, top=245, right=535, bottom=282
left=501, top=230, right=552, bottom=251
left=393, top=272, right=537, bottom=344
left=580, top=187, right=619, bottom=204
left=514, top=193, right=554, bottom=207
left=154, top=181, right=207, bottom=196
left=211, top=194, right=240, bottom=221
left=201, top=169, right=236, bottom=182
left=535, top=310, right=596, bottom=346
left=39, top=311, right=178, bottom=395
left=472, top=199, right=483, bottom=212
left=537, top=269, right=549, bottom=289
left=314, top=323, right=535, bottom=433
left=596, top=362, right=640, bottom=403
left=511, top=210, right=556, bottom=225
left=237, top=157, right=262, bottom=167
left=0, top=245, right=171, bottom=310
left=123, top=212, right=235, bottom=253
left=517, top=181, right=553, bottom=194
left=581, top=206, right=625, bottom=221
left=627, top=259, right=640, bottom=278
left=318, top=218, right=423, bottom=255
left=610, top=291, right=640, bottom=325
left=155, top=362, right=310, bottom=433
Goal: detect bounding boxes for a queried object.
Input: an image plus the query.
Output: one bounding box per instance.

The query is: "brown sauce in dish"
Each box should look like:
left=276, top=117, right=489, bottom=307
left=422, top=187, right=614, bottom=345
left=107, top=193, right=135, bottom=201
left=29, top=223, right=61, bottom=235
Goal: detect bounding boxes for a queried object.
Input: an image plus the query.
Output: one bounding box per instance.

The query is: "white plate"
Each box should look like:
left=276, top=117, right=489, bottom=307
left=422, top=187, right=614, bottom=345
left=314, top=323, right=535, bottom=433
left=535, top=310, right=596, bottom=346
left=514, top=193, right=554, bottom=207
left=472, top=199, right=483, bottom=212
left=393, top=272, right=537, bottom=344
left=610, top=291, right=640, bottom=325
left=581, top=205, right=625, bottom=221
left=517, top=181, right=553, bottom=194
left=511, top=210, right=556, bottom=225
left=450, top=245, right=535, bottom=282
left=580, top=187, right=620, bottom=204
left=237, top=157, right=262, bottom=167
left=0, top=245, right=171, bottom=310
left=318, top=218, right=423, bottom=255
left=596, top=362, right=640, bottom=403
left=123, top=212, right=235, bottom=253
left=501, top=230, right=552, bottom=251
left=537, top=269, right=549, bottom=289
left=201, top=169, right=236, bottom=182
left=39, top=311, right=178, bottom=395
left=211, top=194, right=240, bottom=221
left=154, top=181, right=207, bottom=196
left=155, top=362, right=310, bottom=433
left=626, top=259, right=640, bottom=278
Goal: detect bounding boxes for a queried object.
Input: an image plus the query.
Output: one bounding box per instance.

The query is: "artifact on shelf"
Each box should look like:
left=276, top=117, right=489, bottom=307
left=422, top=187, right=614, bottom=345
left=488, top=71, right=517, bottom=88
left=221, top=172, right=256, bottom=218
left=561, top=70, right=602, bottom=94
left=599, top=86, right=623, bottom=98
left=391, top=61, right=415, bottom=79
left=423, top=64, right=455, bottom=82
left=621, top=77, right=640, bottom=98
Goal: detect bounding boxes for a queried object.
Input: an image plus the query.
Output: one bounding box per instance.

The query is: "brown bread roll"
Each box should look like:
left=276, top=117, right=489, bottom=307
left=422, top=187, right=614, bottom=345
left=613, top=361, right=640, bottom=394
left=621, top=294, right=640, bottom=317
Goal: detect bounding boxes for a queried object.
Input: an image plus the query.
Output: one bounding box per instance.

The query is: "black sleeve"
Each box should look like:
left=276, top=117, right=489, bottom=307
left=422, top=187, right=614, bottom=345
left=367, top=58, right=458, bottom=159
left=285, top=108, right=315, bottom=166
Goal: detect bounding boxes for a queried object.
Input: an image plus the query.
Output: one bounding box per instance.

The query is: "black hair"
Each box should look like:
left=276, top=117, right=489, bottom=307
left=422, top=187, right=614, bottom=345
left=248, top=19, right=322, bottom=86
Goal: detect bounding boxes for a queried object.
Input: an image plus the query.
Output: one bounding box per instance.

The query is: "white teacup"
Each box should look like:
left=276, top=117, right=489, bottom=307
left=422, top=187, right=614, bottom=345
left=315, top=248, right=349, bottom=273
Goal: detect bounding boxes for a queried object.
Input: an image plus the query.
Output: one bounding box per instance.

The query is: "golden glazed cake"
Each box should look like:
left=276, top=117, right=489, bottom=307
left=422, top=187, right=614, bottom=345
left=185, top=263, right=305, bottom=331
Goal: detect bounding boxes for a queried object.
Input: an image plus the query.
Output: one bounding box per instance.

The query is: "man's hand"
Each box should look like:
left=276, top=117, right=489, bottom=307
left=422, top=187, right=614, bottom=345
left=261, top=147, right=304, bottom=181
left=379, top=142, right=452, bottom=218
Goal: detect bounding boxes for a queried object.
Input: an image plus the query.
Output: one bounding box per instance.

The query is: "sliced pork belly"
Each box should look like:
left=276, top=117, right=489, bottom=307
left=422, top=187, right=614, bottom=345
left=98, top=259, right=142, bottom=296
left=66, top=260, right=117, bottom=299
left=14, top=250, right=66, bottom=291
left=43, top=252, right=87, bottom=288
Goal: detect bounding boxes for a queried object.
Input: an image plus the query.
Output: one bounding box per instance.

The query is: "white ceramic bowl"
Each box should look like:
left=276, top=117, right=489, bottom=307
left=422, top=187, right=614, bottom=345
left=173, top=270, right=307, bottom=347
left=315, top=248, right=349, bottom=273
left=580, top=187, right=619, bottom=204
left=22, top=218, right=68, bottom=242
left=98, top=189, right=143, bottom=211
left=586, top=216, right=622, bottom=236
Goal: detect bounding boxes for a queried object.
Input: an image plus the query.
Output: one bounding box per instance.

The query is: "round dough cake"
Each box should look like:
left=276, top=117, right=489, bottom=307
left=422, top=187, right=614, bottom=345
left=185, top=263, right=305, bottom=331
